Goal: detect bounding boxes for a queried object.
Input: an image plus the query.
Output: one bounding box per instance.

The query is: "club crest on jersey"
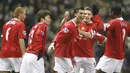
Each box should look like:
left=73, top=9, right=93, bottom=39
left=81, top=27, right=85, bottom=31
left=23, top=31, right=26, bottom=35
left=63, top=28, right=69, bottom=33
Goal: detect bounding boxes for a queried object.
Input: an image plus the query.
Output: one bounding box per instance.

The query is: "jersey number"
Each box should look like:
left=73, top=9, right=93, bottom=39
left=5, top=28, right=11, bottom=41
left=122, top=29, right=126, bottom=41
left=28, top=30, right=34, bottom=44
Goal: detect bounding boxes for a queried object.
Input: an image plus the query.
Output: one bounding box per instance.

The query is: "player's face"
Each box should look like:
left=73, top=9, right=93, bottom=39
left=19, top=10, right=26, bottom=21
left=83, top=10, right=93, bottom=23
left=44, top=15, right=51, bottom=25
left=76, top=10, right=84, bottom=23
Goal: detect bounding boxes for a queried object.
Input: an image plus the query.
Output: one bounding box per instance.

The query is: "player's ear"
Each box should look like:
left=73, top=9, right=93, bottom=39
left=18, top=13, right=21, bottom=17
left=74, top=13, right=77, bottom=17
left=40, top=18, right=44, bottom=22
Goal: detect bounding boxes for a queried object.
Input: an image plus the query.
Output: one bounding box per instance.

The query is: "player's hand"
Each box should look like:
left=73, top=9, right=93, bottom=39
left=90, top=4, right=99, bottom=15
left=60, top=11, right=70, bottom=27
left=47, top=42, right=55, bottom=54
left=64, top=11, right=70, bottom=19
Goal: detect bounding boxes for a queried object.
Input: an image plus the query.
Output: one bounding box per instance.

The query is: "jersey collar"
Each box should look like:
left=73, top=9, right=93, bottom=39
left=116, top=17, right=123, bottom=20
left=71, top=19, right=77, bottom=26
left=12, top=18, right=21, bottom=21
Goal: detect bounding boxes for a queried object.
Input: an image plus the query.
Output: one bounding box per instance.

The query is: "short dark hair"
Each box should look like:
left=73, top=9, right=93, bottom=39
left=111, top=6, right=122, bottom=15
left=84, top=7, right=93, bottom=14
left=36, top=9, right=51, bottom=22
left=73, top=7, right=84, bottom=17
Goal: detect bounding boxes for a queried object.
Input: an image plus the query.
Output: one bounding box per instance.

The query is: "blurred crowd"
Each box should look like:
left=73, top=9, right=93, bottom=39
left=0, top=0, right=130, bottom=73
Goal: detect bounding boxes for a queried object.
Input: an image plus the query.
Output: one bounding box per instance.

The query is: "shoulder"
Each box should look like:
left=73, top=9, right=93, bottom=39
left=39, top=24, right=47, bottom=29
left=109, top=19, right=116, bottom=23
left=14, top=20, right=24, bottom=25
left=15, top=20, right=25, bottom=28
left=108, top=19, right=119, bottom=26
left=63, top=20, right=75, bottom=28
left=34, top=23, right=47, bottom=32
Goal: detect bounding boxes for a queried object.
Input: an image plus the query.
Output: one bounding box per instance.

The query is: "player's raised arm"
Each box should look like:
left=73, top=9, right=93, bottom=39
left=60, top=11, right=70, bottom=27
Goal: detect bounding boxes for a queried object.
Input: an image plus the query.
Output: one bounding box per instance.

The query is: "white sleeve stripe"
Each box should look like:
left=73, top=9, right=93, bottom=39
left=104, top=23, right=110, bottom=31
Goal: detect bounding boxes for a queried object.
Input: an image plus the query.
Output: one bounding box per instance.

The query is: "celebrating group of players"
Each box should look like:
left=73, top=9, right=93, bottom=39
left=0, top=4, right=130, bottom=73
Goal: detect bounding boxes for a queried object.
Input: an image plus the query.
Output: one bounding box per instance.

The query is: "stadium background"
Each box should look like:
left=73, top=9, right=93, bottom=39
left=0, top=0, right=130, bottom=73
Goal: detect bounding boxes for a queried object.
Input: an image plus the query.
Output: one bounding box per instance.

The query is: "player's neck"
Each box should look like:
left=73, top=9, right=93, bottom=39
left=72, top=18, right=80, bottom=25
left=38, top=22, right=46, bottom=25
left=13, top=18, right=21, bottom=21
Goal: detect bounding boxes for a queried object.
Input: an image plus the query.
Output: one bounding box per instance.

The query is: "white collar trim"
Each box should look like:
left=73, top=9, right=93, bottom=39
left=71, top=19, right=77, bottom=26
left=116, top=17, right=123, bottom=20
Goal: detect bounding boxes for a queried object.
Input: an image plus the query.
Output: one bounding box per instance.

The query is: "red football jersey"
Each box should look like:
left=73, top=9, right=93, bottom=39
left=26, top=23, right=47, bottom=56
left=104, top=17, right=128, bottom=59
left=92, top=15, right=104, bottom=30
left=53, top=20, right=78, bottom=58
left=127, top=23, right=130, bottom=36
left=0, top=19, right=26, bottom=58
left=73, top=22, right=105, bottom=57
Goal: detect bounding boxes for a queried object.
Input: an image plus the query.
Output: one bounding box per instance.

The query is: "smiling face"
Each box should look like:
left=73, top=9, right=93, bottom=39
left=75, top=10, right=84, bottom=23
left=44, top=15, right=51, bottom=25
left=83, top=9, right=93, bottom=23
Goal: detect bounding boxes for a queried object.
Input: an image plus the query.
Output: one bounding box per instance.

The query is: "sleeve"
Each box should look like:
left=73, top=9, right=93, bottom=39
left=53, top=25, right=73, bottom=44
left=94, top=32, right=106, bottom=44
left=31, top=25, right=46, bottom=51
left=52, top=33, right=58, bottom=43
left=92, top=15, right=104, bottom=31
left=35, top=26, right=46, bottom=41
left=41, top=25, right=47, bottom=37
left=18, top=23, right=27, bottom=39
left=127, top=24, right=130, bottom=37
left=104, top=20, right=115, bottom=31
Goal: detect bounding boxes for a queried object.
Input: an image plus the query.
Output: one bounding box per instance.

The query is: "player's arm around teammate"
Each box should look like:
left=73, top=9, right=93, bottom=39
left=48, top=7, right=85, bottom=73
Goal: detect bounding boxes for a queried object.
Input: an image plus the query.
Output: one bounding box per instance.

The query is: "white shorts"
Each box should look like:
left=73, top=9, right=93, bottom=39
left=54, top=57, right=74, bottom=73
left=0, top=58, right=22, bottom=72
left=74, top=57, right=96, bottom=73
left=20, top=52, right=45, bottom=73
left=96, top=55, right=124, bottom=73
